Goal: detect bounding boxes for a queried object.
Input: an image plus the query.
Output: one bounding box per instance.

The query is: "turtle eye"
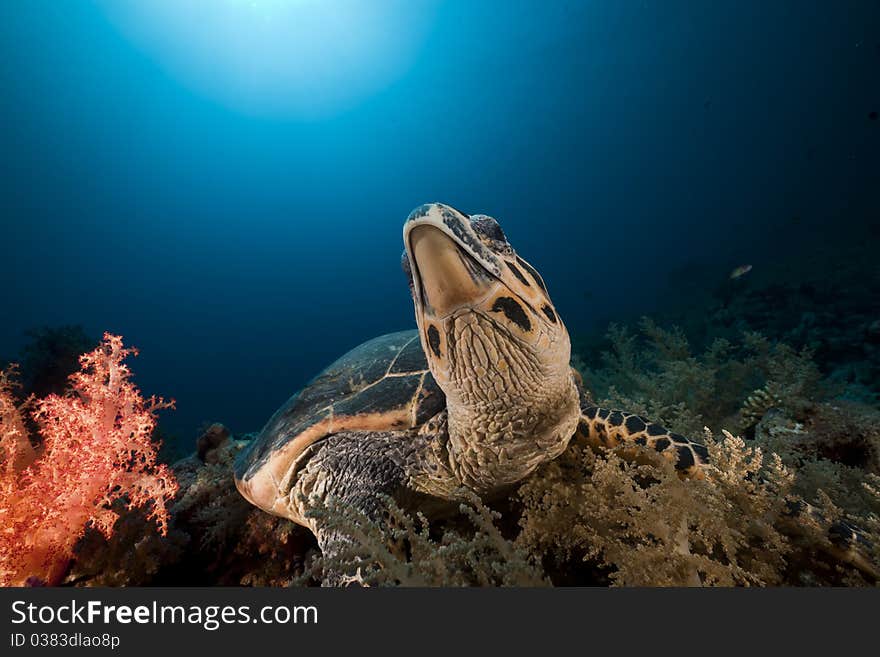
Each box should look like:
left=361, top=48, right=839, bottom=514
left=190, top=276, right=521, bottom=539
left=470, top=214, right=507, bottom=243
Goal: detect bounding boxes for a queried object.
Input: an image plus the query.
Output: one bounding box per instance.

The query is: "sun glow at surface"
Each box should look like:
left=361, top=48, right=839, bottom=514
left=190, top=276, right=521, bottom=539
left=98, top=0, right=437, bottom=118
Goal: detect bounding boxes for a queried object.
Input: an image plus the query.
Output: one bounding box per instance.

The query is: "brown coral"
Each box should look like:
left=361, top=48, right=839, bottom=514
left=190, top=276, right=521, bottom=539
left=305, top=492, right=547, bottom=587
left=516, top=431, right=793, bottom=586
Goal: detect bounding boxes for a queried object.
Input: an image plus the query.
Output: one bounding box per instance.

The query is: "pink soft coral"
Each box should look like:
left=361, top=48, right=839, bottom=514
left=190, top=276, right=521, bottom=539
left=0, top=333, right=177, bottom=586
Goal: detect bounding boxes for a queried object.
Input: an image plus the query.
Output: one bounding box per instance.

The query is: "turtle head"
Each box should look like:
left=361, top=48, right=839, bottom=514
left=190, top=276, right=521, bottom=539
left=402, top=202, right=572, bottom=407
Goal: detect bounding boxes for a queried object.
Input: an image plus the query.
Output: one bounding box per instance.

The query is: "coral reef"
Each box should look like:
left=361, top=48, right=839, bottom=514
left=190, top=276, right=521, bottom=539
left=66, top=504, right=188, bottom=587
left=302, top=423, right=878, bottom=587
left=68, top=424, right=315, bottom=587
left=753, top=403, right=880, bottom=517
left=296, top=319, right=880, bottom=587
left=0, top=366, right=35, bottom=473
left=566, top=317, right=880, bottom=584
left=0, top=334, right=177, bottom=586
left=740, top=384, right=783, bottom=430
left=638, top=237, right=880, bottom=406
left=515, top=430, right=794, bottom=586
left=577, top=318, right=822, bottom=437
left=304, top=493, right=547, bottom=587
left=5, top=315, right=878, bottom=587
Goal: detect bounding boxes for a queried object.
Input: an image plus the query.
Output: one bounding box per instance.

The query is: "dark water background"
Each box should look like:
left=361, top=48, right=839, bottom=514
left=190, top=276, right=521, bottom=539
left=1, top=1, right=877, bottom=444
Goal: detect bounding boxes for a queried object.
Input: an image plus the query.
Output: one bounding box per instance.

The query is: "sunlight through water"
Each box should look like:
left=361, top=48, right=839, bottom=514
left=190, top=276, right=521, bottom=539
left=98, top=0, right=437, bottom=118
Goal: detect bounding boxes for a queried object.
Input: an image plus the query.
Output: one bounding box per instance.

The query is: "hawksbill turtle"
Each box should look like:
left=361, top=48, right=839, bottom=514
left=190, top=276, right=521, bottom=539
left=234, top=203, right=871, bottom=583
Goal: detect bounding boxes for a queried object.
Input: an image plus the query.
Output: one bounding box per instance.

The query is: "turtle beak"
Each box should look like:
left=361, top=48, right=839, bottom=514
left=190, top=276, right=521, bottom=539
left=408, top=225, right=495, bottom=316
left=404, top=204, right=500, bottom=318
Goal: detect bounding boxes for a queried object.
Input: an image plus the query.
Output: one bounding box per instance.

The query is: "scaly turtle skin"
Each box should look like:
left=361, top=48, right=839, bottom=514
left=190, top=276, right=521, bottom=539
left=234, top=203, right=871, bottom=582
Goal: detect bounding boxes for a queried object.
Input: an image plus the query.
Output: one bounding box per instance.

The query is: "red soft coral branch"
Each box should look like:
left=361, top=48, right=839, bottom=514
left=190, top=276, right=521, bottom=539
left=0, top=366, right=35, bottom=475
left=0, top=333, right=178, bottom=586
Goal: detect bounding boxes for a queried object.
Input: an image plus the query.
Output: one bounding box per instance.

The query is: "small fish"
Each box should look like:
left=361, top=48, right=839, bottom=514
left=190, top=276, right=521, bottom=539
left=729, top=264, right=753, bottom=280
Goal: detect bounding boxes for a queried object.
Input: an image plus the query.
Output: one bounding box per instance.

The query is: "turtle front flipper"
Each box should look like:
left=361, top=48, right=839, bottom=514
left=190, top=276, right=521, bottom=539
left=577, top=406, right=709, bottom=478
left=291, top=429, right=444, bottom=586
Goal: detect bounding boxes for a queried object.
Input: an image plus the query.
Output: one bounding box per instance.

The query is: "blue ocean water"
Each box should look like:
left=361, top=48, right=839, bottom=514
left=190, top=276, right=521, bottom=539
left=1, top=1, right=877, bottom=443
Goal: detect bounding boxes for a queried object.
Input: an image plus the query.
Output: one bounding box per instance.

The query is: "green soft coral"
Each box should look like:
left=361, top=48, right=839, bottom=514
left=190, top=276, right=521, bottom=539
left=304, top=492, right=547, bottom=587
left=581, top=318, right=823, bottom=436
left=516, top=430, right=793, bottom=586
